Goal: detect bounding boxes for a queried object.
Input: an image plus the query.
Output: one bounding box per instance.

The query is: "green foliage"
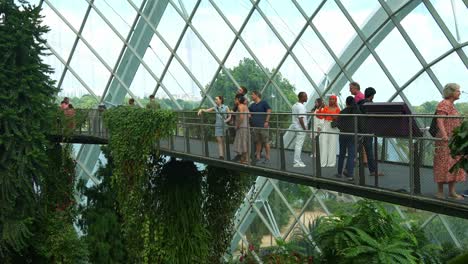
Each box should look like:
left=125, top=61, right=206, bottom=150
left=449, top=120, right=468, bottom=173
left=0, top=0, right=59, bottom=258
left=150, top=159, right=211, bottom=264
left=78, top=146, right=128, bottom=263
left=207, top=58, right=297, bottom=111
left=203, top=167, right=251, bottom=262
left=448, top=251, right=468, bottom=264
left=310, top=200, right=442, bottom=264
left=35, top=211, right=88, bottom=264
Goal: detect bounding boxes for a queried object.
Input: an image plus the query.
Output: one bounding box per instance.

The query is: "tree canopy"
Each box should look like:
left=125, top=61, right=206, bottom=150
left=206, top=58, right=297, bottom=111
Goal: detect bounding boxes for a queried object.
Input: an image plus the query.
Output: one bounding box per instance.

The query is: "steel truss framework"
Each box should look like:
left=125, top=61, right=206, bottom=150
left=35, top=0, right=468, bottom=259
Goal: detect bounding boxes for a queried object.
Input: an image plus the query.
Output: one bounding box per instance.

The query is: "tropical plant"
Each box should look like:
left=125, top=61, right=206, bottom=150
left=449, top=120, right=468, bottom=173
left=309, top=200, right=442, bottom=264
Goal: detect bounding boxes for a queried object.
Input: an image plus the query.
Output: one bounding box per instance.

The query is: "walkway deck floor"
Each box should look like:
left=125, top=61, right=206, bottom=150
left=162, top=136, right=468, bottom=204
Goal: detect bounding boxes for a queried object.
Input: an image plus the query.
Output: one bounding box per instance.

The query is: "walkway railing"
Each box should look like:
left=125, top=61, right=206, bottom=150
left=50, top=108, right=468, bottom=217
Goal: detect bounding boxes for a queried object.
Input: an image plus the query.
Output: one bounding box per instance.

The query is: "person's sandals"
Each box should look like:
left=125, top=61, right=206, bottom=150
left=448, top=193, right=464, bottom=200
left=435, top=193, right=444, bottom=199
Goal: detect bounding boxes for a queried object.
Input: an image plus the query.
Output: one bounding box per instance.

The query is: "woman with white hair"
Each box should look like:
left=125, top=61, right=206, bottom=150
left=433, top=83, right=465, bottom=199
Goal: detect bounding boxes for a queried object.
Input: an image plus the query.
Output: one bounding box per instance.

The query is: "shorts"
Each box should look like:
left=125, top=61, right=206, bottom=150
left=253, top=127, right=270, bottom=144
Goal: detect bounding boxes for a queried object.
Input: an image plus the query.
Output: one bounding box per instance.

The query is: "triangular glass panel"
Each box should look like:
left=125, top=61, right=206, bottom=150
left=69, top=41, right=111, bottom=96
left=81, top=9, right=125, bottom=67
left=211, top=0, right=253, bottom=32
left=340, top=0, right=383, bottom=35
left=128, top=62, right=157, bottom=100
left=312, top=0, right=361, bottom=57
left=401, top=3, right=452, bottom=63
left=46, top=0, right=89, bottom=30
left=292, top=27, right=335, bottom=88
left=240, top=10, right=287, bottom=67
left=374, top=27, right=422, bottom=86
left=176, top=28, right=219, bottom=94
left=41, top=1, right=84, bottom=60
left=143, top=35, right=171, bottom=79
left=155, top=3, right=187, bottom=50
left=161, top=54, right=205, bottom=106
left=429, top=0, right=468, bottom=43
left=191, top=0, right=235, bottom=60
left=294, top=0, right=325, bottom=18
left=93, top=0, right=137, bottom=38
left=257, top=0, right=306, bottom=46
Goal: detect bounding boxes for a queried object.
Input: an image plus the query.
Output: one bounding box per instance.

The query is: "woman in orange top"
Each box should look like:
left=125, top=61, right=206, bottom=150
left=317, top=95, right=340, bottom=167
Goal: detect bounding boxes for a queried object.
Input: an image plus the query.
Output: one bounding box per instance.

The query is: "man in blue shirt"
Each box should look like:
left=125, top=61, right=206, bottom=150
left=249, top=91, right=272, bottom=163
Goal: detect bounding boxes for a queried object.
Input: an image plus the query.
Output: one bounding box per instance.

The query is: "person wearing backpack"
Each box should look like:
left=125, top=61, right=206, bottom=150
left=433, top=83, right=465, bottom=199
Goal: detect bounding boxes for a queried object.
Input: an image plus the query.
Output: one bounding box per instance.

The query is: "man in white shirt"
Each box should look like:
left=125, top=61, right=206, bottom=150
left=291, top=92, right=308, bottom=167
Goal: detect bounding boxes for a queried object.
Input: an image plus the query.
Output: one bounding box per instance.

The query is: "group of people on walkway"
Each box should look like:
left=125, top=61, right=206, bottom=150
left=60, top=97, right=76, bottom=128
left=198, top=86, right=273, bottom=165
left=197, top=82, right=465, bottom=200
left=292, top=82, right=383, bottom=181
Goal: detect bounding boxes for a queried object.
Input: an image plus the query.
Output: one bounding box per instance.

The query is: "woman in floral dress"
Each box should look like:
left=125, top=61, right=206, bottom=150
left=434, top=83, right=465, bottom=199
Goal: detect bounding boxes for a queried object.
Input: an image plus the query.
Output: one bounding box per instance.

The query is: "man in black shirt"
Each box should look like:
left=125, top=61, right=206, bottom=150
left=358, top=87, right=384, bottom=176
left=336, top=96, right=361, bottom=179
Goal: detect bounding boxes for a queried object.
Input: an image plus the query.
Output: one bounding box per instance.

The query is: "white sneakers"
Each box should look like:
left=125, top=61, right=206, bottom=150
left=293, top=162, right=306, bottom=168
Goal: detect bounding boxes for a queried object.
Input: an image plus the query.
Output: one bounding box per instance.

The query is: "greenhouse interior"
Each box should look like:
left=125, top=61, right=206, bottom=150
left=1, top=0, right=468, bottom=263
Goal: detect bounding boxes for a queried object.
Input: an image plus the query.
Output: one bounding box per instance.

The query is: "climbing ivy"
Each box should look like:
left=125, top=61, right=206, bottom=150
left=449, top=120, right=468, bottom=173
left=103, top=107, right=176, bottom=262
left=203, top=167, right=251, bottom=262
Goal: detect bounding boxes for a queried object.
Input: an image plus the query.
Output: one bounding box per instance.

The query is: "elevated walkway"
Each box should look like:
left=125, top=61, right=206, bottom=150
left=49, top=109, right=468, bottom=219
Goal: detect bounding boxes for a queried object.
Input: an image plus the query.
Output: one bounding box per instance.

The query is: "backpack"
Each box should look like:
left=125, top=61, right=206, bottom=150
left=429, top=111, right=438, bottom=137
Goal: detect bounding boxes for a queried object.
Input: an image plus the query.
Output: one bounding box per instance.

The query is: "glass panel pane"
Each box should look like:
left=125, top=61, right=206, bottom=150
left=156, top=4, right=186, bottom=50
left=312, top=0, right=360, bottom=56
left=173, top=0, right=198, bottom=17
left=161, top=59, right=203, bottom=106
left=240, top=10, right=287, bottom=67
left=374, top=27, right=422, bottom=86
left=210, top=0, right=252, bottom=31
left=400, top=3, right=452, bottom=63
left=191, top=1, right=235, bottom=60
left=42, top=2, right=81, bottom=60
left=128, top=63, right=157, bottom=99
left=292, top=27, right=335, bottom=87
left=429, top=0, right=468, bottom=43
left=431, top=53, right=468, bottom=103
left=341, top=0, right=382, bottom=30
left=258, top=0, right=306, bottom=46
left=69, top=41, right=110, bottom=96
left=144, top=36, right=171, bottom=79
left=46, top=0, right=89, bottom=30
left=294, top=0, right=324, bottom=18
left=402, top=72, right=441, bottom=109
left=177, top=28, right=219, bottom=96
left=93, top=0, right=137, bottom=38
left=81, top=10, right=124, bottom=67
